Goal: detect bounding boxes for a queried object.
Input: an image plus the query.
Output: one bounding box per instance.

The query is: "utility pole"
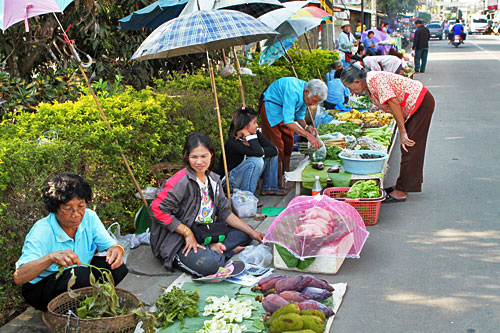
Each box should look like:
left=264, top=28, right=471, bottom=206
left=371, top=0, right=377, bottom=29
left=361, top=0, right=364, bottom=31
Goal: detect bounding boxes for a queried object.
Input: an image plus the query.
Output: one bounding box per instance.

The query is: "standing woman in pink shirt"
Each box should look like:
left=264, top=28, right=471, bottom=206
left=340, top=65, right=435, bottom=202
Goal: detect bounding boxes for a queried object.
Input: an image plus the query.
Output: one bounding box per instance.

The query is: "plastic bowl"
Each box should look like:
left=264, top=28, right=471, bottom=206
left=339, top=150, right=388, bottom=175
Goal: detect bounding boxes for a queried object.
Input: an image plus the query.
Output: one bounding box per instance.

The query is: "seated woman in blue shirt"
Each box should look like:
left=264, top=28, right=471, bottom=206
left=323, top=68, right=351, bottom=110
left=217, top=107, right=285, bottom=200
left=362, top=31, right=382, bottom=56
left=13, top=173, right=128, bottom=310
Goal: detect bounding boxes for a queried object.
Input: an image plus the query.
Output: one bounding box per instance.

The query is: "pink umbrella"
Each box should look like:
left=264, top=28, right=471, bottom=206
left=0, top=0, right=73, bottom=32
left=360, top=29, right=388, bottom=44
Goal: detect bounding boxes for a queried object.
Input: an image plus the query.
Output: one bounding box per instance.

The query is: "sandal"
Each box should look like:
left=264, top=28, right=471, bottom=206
left=383, top=194, right=406, bottom=203
left=257, top=201, right=263, bottom=208
left=383, top=187, right=394, bottom=194
left=261, top=189, right=288, bottom=196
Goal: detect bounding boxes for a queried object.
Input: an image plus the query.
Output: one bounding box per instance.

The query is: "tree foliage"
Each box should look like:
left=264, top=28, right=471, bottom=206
left=377, top=0, right=419, bottom=18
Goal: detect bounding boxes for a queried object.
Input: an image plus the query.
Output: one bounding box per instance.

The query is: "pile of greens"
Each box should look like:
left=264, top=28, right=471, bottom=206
left=318, top=122, right=362, bottom=138
left=326, top=146, right=342, bottom=160
left=346, top=180, right=381, bottom=199
left=154, top=286, right=200, bottom=329
left=348, top=95, right=372, bottom=109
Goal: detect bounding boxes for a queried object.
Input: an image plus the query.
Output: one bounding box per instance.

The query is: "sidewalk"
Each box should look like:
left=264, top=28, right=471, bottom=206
left=1, top=174, right=299, bottom=333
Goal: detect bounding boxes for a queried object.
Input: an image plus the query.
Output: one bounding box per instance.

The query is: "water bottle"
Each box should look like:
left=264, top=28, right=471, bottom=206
left=312, top=175, right=322, bottom=196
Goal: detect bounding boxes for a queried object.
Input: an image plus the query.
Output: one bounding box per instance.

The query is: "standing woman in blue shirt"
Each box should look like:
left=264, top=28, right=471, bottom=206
left=258, top=77, right=327, bottom=187
left=13, top=173, right=128, bottom=310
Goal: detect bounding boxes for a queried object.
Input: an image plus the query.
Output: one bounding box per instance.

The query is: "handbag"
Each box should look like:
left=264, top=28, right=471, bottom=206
left=191, top=221, right=230, bottom=246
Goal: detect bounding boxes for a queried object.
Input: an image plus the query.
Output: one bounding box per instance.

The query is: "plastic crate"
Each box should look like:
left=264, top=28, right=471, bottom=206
left=323, top=187, right=385, bottom=225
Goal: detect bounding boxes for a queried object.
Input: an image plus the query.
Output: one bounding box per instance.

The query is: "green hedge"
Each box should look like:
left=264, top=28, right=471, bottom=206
left=0, top=49, right=338, bottom=323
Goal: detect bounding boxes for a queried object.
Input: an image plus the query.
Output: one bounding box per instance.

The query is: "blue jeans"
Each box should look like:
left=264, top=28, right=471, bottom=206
left=414, top=48, right=429, bottom=73
left=174, top=228, right=252, bottom=277
left=228, top=156, right=279, bottom=193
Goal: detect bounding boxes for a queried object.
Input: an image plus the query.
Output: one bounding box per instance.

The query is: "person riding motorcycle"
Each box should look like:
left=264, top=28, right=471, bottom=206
left=449, top=19, right=465, bottom=44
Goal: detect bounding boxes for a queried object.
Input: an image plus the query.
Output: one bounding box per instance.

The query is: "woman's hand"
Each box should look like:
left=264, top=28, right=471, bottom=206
left=306, top=126, right=318, bottom=136
left=50, top=250, right=81, bottom=268
left=236, top=129, right=251, bottom=139
left=400, top=132, right=415, bottom=152
left=250, top=230, right=266, bottom=244
left=306, top=132, right=321, bottom=150
left=182, top=234, right=205, bottom=257
left=106, top=245, right=124, bottom=270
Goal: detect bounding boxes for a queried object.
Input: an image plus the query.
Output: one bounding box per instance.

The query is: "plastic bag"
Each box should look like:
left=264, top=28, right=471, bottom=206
left=238, top=244, right=273, bottom=267
left=308, top=136, right=327, bottom=162
left=231, top=190, right=258, bottom=218
left=107, top=222, right=132, bottom=264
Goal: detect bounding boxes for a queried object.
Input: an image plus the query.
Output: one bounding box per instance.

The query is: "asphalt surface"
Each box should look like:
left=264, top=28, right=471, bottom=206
left=331, top=35, right=500, bottom=332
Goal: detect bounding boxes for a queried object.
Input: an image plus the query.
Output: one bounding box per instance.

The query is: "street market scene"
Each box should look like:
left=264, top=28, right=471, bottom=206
left=1, top=0, right=499, bottom=332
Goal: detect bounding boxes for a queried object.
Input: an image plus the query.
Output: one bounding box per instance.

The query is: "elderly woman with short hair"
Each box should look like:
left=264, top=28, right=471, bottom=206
left=259, top=78, right=328, bottom=187
left=340, top=66, right=435, bottom=202
left=13, top=173, right=128, bottom=310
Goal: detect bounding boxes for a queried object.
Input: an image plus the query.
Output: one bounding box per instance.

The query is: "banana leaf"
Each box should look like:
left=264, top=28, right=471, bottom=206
left=301, top=159, right=352, bottom=190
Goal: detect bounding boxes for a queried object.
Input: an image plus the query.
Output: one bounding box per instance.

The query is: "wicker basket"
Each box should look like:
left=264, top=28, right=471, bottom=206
left=323, top=187, right=385, bottom=226
left=44, top=287, right=140, bottom=333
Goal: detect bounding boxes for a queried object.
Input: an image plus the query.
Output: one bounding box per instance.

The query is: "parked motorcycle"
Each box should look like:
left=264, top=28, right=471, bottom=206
left=452, top=34, right=463, bottom=48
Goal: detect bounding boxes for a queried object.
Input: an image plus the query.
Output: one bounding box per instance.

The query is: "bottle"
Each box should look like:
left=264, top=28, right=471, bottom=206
left=326, top=175, right=333, bottom=188
left=312, top=175, right=322, bottom=196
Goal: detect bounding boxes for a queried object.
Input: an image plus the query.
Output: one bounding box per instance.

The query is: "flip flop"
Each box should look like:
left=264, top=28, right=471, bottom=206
left=383, top=194, right=406, bottom=203
left=257, top=201, right=263, bottom=208
left=261, top=189, right=288, bottom=196
left=383, top=187, right=394, bottom=194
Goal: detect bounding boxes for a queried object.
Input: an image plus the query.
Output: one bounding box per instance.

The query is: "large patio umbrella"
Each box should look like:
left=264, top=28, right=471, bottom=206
left=0, top=0, right=152, bottom=210
left=291, top=6, right=333, bottom=20
left=131, top=9, right=278, bottom=199
left=263, top=17, right=323, bottom=47
left=259, top=37, right=296, bottom=66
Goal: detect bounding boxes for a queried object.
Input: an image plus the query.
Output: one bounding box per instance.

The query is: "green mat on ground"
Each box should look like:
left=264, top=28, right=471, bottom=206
left=158, top=282, right=264, bottom=332
left=261, top=206, right=286, bottom=217
left=301, top=159, right=352, bottom=189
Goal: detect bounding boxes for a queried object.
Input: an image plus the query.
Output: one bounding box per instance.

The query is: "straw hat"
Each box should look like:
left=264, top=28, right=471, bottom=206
left=341, top=20, right=350, bottom=28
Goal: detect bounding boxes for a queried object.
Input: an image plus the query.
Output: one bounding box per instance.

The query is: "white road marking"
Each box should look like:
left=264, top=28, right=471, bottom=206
left=469, top=40, right=500, bottom=62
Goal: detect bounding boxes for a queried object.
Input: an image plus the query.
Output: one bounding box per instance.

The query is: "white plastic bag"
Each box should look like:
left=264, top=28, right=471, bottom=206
left=238, top=244, right=273, bottom=267
left=231, top=190, right=258, bottom=218
left=107, top=222, right=132, bottom=264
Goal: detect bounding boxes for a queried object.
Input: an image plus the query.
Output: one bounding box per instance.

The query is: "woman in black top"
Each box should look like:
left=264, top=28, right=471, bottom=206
left=218, top=107, right=286, bottom=197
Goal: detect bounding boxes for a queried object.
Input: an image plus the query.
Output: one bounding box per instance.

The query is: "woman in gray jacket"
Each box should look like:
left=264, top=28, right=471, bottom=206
left=150, top=133, right=265, bottom=277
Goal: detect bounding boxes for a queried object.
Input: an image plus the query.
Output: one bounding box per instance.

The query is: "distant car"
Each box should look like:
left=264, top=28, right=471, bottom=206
left=426, top=23, right=443, bottom=39
left=430, top=20, right=442, bottom=26
left=447, top=20, right=455, bottom=32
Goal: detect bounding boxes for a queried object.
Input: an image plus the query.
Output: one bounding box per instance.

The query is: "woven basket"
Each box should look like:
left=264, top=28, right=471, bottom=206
left=44, top=287, right=140, bottom=333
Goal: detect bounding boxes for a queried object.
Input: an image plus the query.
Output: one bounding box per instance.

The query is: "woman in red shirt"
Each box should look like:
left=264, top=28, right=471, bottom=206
left=340, top=65, right=435, bottom=202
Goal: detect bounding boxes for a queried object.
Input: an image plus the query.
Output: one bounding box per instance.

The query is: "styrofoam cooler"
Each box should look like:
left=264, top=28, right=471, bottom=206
left=273, top=233, right=354, bottom=274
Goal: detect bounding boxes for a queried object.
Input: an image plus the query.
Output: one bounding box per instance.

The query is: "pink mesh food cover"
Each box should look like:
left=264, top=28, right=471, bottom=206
left=264, top=195, right=369, bottom=259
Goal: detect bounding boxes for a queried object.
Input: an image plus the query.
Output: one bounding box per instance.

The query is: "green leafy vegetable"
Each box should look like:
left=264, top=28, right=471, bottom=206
left=154, top=286, right=200, bottom=329
left=348, top=95, right=372, bottom=109
left=346, top=180, right=381, bottom=199
left=326, top=146, right=342, bottom=160
left=318, top=122, right=362, bottom=138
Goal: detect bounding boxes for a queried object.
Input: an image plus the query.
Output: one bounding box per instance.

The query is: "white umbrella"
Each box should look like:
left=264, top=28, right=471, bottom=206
left=258, top=0, right=311, bottom=29
left=264, top=16, right=323, bottom=46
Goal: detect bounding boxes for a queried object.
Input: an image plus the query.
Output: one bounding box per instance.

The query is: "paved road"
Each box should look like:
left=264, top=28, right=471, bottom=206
left=331, top=35, right=500, bottom=332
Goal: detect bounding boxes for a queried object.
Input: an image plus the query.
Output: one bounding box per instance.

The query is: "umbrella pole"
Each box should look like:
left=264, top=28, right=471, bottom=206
left=279, top=40, right=298, bottom=78
left=54, top=13, right=151, bottom=217
left=231, top=47, right=246, bottom=107
left=279, top=41, right=317, bottom=129
left=304, top=34, right=323, bottom=79
left=77, top=64, right=152, bottom=214
left=206, top=51, right=232, bottom=201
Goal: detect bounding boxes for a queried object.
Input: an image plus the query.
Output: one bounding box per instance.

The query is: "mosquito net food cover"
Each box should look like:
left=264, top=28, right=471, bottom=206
left=264, top=195, right=369, bottom=259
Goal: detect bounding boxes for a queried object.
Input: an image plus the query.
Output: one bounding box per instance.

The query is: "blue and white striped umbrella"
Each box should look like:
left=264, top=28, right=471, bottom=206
left=131, top=9, right=278, bottom=61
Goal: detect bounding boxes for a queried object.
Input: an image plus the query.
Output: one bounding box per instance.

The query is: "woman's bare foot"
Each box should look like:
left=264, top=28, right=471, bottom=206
left=232, top=246, right=245, bottom=255
left=209, top=243, right=226, bottom=254
left=390, top=189, right=407, bottom=199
